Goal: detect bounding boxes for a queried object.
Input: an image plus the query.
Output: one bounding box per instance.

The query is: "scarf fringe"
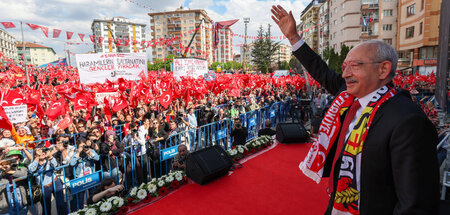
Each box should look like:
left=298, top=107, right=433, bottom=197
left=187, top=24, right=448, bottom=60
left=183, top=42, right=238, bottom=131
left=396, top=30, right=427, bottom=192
left=299, top=161, right=321, bottom=184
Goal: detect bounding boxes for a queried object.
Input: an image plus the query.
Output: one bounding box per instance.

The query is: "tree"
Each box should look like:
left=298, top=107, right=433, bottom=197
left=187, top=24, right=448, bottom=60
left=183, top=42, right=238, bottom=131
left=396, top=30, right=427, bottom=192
left=250, top=25, right=280, bottom=74
left=322, top=45, right=351, bottom=74
left=289, top=57, right=302, bottom=73
left=278, top=61, right=290, bottom=70
left=148, top=54, right=177, bottom=71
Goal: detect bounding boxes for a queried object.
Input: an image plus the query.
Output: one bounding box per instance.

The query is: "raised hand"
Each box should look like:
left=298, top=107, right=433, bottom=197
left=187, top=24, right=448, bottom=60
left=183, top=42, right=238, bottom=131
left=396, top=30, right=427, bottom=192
left=271, top=5, right=301, bottom=45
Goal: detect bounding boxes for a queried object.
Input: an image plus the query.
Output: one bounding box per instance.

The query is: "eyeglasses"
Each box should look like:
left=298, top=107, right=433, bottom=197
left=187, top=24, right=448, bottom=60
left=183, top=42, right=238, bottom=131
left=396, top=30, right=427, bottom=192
left=341, top=61, right=383, bottom=72
left=78, top=126, right=84, bottom=128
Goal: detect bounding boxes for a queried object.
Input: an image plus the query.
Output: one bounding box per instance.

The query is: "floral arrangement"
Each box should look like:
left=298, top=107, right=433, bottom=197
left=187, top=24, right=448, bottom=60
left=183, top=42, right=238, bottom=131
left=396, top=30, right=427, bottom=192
left=69, top=171, right=187, bottom=215
left=227, top=135, right=273, bottom=160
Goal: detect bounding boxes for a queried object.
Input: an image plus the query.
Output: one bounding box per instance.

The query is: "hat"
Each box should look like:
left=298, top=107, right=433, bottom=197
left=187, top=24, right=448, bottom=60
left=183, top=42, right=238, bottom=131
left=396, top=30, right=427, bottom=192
left=7, top=150, right=23, bottom=158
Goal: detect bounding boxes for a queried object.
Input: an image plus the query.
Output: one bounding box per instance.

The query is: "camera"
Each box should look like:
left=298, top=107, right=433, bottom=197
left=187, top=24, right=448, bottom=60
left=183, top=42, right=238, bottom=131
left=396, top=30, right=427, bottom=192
left=83, top=145, right=91, bottom=150
left=62, top=140, right=69, bottom=147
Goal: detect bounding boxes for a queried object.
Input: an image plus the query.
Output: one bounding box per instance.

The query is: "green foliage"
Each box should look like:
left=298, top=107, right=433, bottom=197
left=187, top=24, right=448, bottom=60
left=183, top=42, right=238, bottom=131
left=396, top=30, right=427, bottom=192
left=148, top=54, right=177, bottom=71
left=322, top=44, right=351, bottom=74
left=289, top=57, right=301, bottom=73
left=250, top=24, right=280, bottom=74
left=278, top=60, right=290, bottom=70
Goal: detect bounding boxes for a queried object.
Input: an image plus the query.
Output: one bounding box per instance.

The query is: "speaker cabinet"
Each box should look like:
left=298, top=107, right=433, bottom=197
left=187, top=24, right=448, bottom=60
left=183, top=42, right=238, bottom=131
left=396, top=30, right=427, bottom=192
left=276, top=123, right=310, bottom=143
left=186, top=146, right=233, bottom=185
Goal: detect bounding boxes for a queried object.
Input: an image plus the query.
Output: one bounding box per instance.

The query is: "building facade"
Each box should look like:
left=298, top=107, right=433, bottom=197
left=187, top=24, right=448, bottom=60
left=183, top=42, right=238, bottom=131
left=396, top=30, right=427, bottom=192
left=397, top=0, right=442, bottom=73
left=328, top=0, right=361, bottom=52
left=300, top=0, right=322, bottom=52
left=91, top=17, right=146, bottom=54
left=148, top=7, right=214, bottom=64
left=275, top=43, right=292, bottom=63
left=213, top=28, right=234, bottom=63
left=0, top=28, right=18, bottom=62
left=16, top=42, right=58, bottom=66
left=318, top=1, right=330, bottom=57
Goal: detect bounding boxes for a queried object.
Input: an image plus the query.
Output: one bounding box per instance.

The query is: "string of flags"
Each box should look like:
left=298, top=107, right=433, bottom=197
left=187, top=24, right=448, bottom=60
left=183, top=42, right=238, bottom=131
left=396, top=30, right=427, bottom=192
left=122, top=0, right=155, bottom=11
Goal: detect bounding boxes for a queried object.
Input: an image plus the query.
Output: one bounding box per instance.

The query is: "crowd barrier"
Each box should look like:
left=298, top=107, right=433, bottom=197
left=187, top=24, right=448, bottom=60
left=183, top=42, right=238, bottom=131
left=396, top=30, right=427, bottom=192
left=0, top=100, right=292, bottom=214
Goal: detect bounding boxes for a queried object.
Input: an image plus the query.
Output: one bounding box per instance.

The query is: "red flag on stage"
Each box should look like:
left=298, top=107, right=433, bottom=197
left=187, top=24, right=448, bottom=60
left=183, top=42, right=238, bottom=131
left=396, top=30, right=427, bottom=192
left=40, top=26, right=49, bottom=38
left=45, top=98, right=66, bottom=120
left=0, top=106, right=12, bottom=131
left=26, top=23, right=40, bottom=30
left=56, top=114, right=72, bottom=131
left=0, top=22, right=15, bottom=29
left=53, top=29, right=61, bottom=38
left=159, top=89, right=173, bottom=109
left=66, top=31, right=74, bottom=40
left=78, top=33, right=85, bottom=42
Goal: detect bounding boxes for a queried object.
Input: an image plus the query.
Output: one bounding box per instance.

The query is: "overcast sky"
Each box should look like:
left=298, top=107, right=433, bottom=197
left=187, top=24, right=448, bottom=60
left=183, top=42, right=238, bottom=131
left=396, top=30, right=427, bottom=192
left=0, top=0, right=308, bottom=62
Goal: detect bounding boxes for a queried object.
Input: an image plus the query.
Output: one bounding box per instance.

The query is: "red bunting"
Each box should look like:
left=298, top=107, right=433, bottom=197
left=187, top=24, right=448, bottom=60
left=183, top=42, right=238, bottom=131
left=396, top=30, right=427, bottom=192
left=66, top=31, right=74, bottom=40
left=78, top=33, right=85, bottom=42
left=40, top=26, right=49, bottom=38
left=26, top=23, right=40, bottom=30
left=53, top=29, right=61, bottom=38
left=89, top=35, right=95, bottom=43
left=98, top=37, right=104, bottom=44
left=0, top=22, right=15, bottom=29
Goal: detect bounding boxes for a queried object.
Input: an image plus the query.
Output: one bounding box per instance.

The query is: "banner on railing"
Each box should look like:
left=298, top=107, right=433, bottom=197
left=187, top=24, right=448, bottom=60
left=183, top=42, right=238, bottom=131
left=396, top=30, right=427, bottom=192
left=69, top=171, right=101, bottom=194
left=76, top=53, right=147, bottom=84
left=3, top=105, right=27, bottom=123
left=270, top=110, right=276, bottom=118
left=216, top=128, right=228, bottom=140
left=249, top=118, right=256, bottom=127
left=161, top=145, right=179, bottom=161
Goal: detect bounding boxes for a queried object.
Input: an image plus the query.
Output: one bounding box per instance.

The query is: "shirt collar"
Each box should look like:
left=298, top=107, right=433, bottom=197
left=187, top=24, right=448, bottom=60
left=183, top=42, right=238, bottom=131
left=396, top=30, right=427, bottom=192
left=356, top=86, right=384, bottom=109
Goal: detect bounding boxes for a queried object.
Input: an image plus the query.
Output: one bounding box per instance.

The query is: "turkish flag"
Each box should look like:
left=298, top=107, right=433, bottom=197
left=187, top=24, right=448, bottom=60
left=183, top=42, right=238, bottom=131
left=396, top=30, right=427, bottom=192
left=0, top=106, right=12, bottom=131
left=112, top=96, right=128, bottom=113
left=45, top=98, right=66, bottom=120
left=89, top=35, right=96, bottom=43
left=0, top=22, right=15, bottom=29
left=78, top=33, right=85, bottom=42
left=159, top=89, right=173, bottom=109
left=228, top=88, right=240, bottom=97
left=40, top=26, right=49, bottom=38
left=25, top=89, right=41, bottom=105
left=53, top=29, right=61, bottom=38
left=66, top=31, right=74, bottom=40
left=73, top=93, right=88, bottom=111
left=1, top=90, right=24, bottom=106
left=26, top=23, right=40, bottom=30
left=56, top=114, right=72, bottom=130
left=55, top=83, right=72, bottom=95
left=104, top=97, right=112, bottom=122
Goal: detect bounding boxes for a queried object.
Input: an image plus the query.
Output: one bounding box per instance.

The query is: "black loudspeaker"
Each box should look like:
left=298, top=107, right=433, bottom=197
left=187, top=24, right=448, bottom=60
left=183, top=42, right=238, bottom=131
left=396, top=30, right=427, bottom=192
left=186, top=145, right=233, bottom=185
left=276, top=123, right=310, bottom=143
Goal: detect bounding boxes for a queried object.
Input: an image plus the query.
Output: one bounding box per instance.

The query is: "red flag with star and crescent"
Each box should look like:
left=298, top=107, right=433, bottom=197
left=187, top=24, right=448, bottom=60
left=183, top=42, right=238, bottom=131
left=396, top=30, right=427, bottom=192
left=0, top=106, right=12, bottom=130
left=1, top=90, right=24, bottom=106
left=56, top=114, right=72, bottom=130
left=159, top=89, right=173, bottom=109
left=45, top=98, right=66, bottom=120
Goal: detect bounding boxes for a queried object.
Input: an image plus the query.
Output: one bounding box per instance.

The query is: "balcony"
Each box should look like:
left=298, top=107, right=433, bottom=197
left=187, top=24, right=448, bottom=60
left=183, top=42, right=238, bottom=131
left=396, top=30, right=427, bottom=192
left=360, top=30, right=379, bottom=39
left=361, top=3, right=379, bottom=10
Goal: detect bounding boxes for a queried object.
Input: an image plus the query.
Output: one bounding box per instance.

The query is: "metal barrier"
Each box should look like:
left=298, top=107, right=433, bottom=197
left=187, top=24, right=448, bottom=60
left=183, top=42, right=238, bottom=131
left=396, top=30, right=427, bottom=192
left=1, top=100, right=292, bottom=214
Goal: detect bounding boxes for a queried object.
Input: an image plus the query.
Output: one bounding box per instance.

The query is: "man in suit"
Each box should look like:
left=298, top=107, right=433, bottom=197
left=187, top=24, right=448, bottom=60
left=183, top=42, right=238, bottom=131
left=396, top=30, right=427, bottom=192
left=258, top=119, right=276, bottom=137
left=271, top=5, right=439, bottom=215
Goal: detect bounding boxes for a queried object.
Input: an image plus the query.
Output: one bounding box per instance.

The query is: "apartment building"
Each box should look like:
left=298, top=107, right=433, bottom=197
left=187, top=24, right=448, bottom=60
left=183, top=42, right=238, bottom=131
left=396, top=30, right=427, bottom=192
left=275, top=43, right=292, bottom=63
left=397, top=0, right=442, bottom=73
left=328, top=0, right=361, bottom=52
left=148, top=7, right=214, bottom=64
left=91, top=17, right=146, bottom=53
left=213, top=28, right=234, bottom=63
left=16, top=42, right=58, bottom=66
left=318, top=1, right=330, bottom=57
left=0, top=28, right=18, bottom=62
left=299, top=0, right=323, bottom=52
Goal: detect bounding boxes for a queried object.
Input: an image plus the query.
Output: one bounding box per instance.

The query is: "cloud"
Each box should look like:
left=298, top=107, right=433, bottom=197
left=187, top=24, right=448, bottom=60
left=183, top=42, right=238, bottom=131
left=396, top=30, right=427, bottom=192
left=0, top=0, right=307, bottom=62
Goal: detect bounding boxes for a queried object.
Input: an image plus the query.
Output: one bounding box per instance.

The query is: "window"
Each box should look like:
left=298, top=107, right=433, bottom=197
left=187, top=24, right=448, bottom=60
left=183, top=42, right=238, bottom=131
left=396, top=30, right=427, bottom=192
left=189, top=13, right=193, bottom=17
left=421, top=0, right=424, bottom=11
left=341, top=16, right=345, bottom=22
left=420, top=46, right=438, bottom=59
left=407, top=4, right=416, bottom=17
left=334, top=8, right=337, bottom=13
left=334, top=20, right=337, bottom=26
left=383, top=24, right=392, bottom=31
left=383, top=9, right=393, bottom=16
left=383, top=0, right=392, bottom=1
left=341, top=3, right=344, bottom=9
left=383, top=39, right=392, bottom=45
left=190, top=20, right=194, bottom=24
left=340, top=29, right=344, bottom=35
left=156, top=29, right=161, bottom=32
left=419, top=22, right=423, bottom=34
left=406, top=26, right=414, bottom=38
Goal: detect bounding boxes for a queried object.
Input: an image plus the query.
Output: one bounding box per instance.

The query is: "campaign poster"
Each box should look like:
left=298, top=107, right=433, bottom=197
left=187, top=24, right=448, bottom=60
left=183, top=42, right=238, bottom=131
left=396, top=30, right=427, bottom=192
left=76, top=53, right=147, bottom=84
left=3, top=105, right=27, bottom=123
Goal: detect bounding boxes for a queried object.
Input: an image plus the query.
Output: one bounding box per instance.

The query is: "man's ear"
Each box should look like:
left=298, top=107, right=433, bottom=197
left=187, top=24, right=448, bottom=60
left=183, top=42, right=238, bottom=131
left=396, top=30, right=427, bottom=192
left=378, top=61, right=392, bottom=80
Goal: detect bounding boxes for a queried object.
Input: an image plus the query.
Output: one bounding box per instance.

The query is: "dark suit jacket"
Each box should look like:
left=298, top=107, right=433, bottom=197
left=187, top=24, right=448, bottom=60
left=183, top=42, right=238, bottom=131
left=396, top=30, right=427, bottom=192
left=293, top=43, right=440, bottom=215
left=258, top=128, right=276, bottom=137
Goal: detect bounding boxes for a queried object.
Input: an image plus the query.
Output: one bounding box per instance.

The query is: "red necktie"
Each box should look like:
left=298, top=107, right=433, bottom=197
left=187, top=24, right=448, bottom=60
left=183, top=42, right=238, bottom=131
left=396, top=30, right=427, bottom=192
left=328, top=99, right=361, bottom=194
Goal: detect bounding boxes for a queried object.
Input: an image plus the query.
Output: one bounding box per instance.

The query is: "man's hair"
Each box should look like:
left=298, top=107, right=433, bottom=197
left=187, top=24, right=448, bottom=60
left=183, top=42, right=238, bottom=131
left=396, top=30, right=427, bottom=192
left=358, top=40, right=398, bottom=79
left=100, top=178, right=115, bottom=191
left=264, top=119, right=272, bottom=128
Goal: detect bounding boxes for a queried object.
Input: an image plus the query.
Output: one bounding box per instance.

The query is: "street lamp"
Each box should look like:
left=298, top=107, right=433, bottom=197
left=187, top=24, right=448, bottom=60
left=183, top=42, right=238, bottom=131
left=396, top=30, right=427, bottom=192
left=243, top=17, right=250, bottom=73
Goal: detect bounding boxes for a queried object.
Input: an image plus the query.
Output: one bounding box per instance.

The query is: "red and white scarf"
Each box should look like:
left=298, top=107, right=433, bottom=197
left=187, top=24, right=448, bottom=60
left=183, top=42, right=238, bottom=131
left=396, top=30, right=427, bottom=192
left=299, top=85, right=397, bottom=214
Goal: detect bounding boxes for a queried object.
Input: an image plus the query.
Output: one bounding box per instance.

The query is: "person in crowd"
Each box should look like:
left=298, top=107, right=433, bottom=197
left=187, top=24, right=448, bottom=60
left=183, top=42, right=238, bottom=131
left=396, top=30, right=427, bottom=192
left=28, top=146, right=67, bottom=215
left=172, top=144, right=189, bottom=171
left=76, top=120, right=87, bottom=141
left=100, top=130, right=124, bottom=183
left=258, top=119, right=276, bottom=137
left=168, top=120, right=181, bottom=137
left=272, top=5, right=439, bottom=214
left=231, top=119, right=248, bottom=146
left=133, top=119, right=150, bottom=183
left=11, top=126, right=35, bottom=150
left=186, top=108, right=198, bottom=149
left=69, top=140, right=100, bottom=211
left=310, top=113, right=323, bottom=137
left=0, top=150, right=29, bottom=214
left=87, top=178, right=124, bottom=205
left=0, top=130, right=15, bottom=149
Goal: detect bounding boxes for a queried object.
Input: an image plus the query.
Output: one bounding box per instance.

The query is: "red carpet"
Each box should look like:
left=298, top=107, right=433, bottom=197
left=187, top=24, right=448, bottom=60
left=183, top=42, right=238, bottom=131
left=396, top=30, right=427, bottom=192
left=130, top=143, right=330, bottom=215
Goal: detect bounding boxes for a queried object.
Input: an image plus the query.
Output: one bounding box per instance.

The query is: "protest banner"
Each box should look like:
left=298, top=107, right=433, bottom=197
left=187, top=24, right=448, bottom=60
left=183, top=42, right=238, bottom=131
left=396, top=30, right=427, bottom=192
left=76, top=53, right=147, bottom=84
left=3, top=105, right=27, bottom=123
left=172, top=58, right=208, bottom=80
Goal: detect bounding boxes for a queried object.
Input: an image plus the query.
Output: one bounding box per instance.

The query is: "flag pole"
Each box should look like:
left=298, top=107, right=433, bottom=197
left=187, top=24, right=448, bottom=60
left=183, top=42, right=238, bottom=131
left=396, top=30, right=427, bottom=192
left=20, top=21, right=30, bottom=86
